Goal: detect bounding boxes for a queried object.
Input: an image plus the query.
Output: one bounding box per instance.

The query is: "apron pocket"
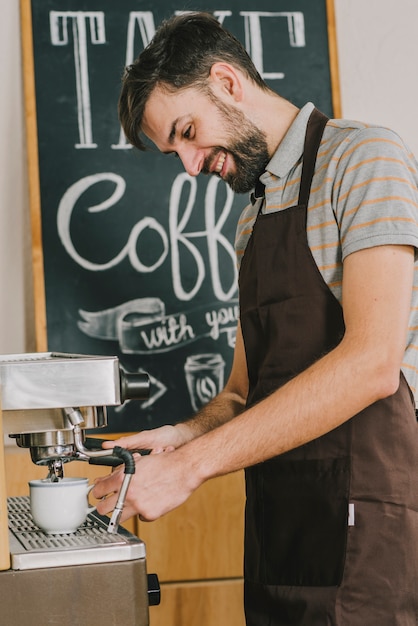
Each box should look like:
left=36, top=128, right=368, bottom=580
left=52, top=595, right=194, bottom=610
left=246, top=456, right=350, bottom=587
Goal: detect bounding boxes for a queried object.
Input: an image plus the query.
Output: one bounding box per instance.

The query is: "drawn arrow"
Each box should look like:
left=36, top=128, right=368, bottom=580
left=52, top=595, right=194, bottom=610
left=139, top=371, right=167, bottom=409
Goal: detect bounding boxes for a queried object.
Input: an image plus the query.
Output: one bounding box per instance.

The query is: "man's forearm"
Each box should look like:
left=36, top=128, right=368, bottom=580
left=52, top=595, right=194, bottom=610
left=180, top=246, right=414, bottom=484
left=177, top=388, right=247, bottom=439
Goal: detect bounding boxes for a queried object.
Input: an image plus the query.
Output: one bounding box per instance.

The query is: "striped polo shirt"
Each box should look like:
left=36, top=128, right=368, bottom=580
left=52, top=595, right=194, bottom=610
left=235, top=102, right=418, bottom=401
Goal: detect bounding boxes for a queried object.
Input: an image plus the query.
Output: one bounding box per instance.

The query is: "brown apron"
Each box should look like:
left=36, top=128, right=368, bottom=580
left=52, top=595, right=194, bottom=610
left=239, top=108, right=418, bottom=625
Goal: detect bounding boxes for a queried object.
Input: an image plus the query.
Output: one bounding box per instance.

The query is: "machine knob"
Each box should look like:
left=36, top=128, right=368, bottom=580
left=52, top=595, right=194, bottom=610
left=119, top=370, right=150, bottom=402
left=147, top=573, right=161, bottom=606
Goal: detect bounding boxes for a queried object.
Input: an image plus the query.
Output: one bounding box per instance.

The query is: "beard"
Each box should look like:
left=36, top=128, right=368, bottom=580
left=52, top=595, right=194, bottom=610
left=202, top=95, right=270, bottom=194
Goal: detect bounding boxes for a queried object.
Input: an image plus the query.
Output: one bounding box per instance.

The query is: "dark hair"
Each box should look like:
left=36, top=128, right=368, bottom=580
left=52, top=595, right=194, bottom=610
left=118, top=12, right=268, bottom=150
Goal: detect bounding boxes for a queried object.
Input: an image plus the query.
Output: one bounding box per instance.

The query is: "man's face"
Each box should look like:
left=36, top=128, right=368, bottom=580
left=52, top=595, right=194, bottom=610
left=142, top=85, right=269, bottom=194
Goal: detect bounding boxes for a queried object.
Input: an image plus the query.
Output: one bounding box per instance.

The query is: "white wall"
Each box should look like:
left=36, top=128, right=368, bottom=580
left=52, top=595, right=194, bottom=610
left=334, top=0, right=418, bottom=155
left=1, top=0, right=418, bottom=353
left=0, top=0, right=31, bottom=354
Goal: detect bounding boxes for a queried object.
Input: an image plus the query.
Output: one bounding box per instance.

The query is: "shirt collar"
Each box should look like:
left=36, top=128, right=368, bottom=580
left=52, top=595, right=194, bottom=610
left=261, top=102, right=315, bottom=184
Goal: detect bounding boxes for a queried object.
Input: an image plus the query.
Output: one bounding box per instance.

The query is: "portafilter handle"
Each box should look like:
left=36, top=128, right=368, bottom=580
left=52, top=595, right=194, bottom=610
left=119, top=369, right=150, bottom=402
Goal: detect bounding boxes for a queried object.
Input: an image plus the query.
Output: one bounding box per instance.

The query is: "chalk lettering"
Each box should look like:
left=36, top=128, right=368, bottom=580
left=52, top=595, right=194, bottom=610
left=57, top=171, right=237, bottom=300
left=48, top=9, right=305, bottom=150
left=241, top=11, right=305, bottom=79
left=50, top=11, right=106, bottom=148
left=140, top=314, right=195, bottom=350
left=56, top=172, right=169, bottom=272
left=112, top=11, right=156, bottom=149
left=205, top=304, right=240, bottom=340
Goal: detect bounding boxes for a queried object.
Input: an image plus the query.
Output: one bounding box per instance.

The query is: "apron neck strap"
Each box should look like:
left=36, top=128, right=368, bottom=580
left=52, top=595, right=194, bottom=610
left=298, top=108, right=329, bottom=207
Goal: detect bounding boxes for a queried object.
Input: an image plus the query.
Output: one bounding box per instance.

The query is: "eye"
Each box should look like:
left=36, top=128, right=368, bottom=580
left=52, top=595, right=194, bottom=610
left=183, top=125, right=192, bottom=140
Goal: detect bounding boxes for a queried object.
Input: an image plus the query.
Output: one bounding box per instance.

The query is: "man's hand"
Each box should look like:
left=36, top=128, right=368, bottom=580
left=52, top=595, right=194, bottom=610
left=92, top=446, right=200, bottom=522
left=101, top=423, right=194, bottom=455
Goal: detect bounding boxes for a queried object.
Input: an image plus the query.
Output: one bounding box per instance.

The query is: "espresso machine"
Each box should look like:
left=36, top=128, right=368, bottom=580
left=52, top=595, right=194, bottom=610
left=0, top=352, right=160, bottom=626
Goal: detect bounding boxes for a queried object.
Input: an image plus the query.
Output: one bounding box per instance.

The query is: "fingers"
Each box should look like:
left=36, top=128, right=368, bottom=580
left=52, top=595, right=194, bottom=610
left=101, top=431, right=163, bottom=452
left=101, top=434, right=142, bottom=450
left=92, top=444, right=184, bottom=525
left=101, top=428, right=178, bottom=454
left=101, top=441, right=115, bottom=449
left=92, top=456, right=143, bottom=517
left=95, top=492, right=118, bottom=516
left=150, top=445, right=175, bottom=454
left=93, top=468, right=122, bottom=502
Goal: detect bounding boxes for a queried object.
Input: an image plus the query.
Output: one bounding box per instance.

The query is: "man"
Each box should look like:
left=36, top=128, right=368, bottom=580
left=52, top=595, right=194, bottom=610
left=93, top=12, right=418, bottom=625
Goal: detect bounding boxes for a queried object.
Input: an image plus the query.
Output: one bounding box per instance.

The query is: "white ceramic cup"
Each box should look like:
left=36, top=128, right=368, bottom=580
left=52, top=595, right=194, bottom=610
left=29, top=477, right=96, bottom=534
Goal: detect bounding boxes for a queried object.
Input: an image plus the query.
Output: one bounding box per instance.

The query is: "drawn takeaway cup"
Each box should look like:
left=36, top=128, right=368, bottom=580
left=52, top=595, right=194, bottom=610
left=184, top=353, right=225, bottom=412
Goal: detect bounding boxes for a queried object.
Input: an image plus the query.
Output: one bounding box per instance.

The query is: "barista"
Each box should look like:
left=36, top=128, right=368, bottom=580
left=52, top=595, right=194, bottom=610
left=93, top=12, right=418, bottom=625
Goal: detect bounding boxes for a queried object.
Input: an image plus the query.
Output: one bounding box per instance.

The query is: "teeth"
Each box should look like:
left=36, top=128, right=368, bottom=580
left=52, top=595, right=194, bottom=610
left=215, top=152, right=226, bottom=173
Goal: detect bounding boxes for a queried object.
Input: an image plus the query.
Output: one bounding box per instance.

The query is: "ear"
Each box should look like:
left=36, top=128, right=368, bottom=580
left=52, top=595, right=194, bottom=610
left=208, top=62, right=244, bottom=103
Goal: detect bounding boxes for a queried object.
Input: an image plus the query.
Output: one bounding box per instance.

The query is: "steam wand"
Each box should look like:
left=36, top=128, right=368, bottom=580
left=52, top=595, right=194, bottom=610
left=106, top=447, right=135, bottom=534
left=63, top=407, right=136, bottom=534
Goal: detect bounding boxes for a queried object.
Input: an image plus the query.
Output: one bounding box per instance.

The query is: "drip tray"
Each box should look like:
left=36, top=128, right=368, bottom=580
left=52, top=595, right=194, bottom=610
left=7, top=496, right=146, bottom=570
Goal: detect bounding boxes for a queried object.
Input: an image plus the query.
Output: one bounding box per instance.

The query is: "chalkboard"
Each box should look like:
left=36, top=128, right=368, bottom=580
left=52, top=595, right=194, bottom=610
left=21, top=0, right=340, bottom=432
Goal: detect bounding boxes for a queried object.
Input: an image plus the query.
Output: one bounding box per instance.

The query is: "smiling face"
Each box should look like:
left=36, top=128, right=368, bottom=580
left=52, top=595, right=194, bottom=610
left=142, top=83, right=270, bottom=194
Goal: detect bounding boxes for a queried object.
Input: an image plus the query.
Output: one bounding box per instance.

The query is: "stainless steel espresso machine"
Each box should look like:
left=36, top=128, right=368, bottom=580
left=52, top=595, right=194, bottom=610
left=0, top=352, right=160, bottom=626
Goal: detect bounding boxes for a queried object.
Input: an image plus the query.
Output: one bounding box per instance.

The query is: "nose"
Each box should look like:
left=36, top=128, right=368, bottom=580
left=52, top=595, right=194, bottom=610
left=177, top=146, right=203, bottom=177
